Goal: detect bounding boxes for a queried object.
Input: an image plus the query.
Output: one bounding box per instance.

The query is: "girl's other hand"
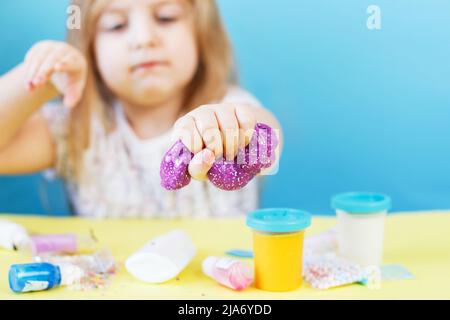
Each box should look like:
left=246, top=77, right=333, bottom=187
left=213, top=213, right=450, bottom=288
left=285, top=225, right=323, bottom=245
left=172, top=104, right=257, bottom=181
left=23, top=40, right=87, bottom=108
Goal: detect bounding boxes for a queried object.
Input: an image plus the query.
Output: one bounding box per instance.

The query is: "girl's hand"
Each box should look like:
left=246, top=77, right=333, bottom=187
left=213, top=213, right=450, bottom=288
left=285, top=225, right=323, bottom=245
left=172, top=103, right=257, bottom=181
left=23, top=40, right=87, bottom=108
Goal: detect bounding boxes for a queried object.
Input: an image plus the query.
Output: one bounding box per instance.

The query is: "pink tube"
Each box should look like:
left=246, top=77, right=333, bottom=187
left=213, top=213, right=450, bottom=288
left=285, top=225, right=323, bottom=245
left=202, top=256, right=253, bottom=291
left=30, top=234, right=77, bottom=255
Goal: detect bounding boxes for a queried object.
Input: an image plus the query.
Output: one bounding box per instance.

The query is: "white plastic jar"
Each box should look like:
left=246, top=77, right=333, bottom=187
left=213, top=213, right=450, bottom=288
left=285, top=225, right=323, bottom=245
left=331, top=192, right=392, bottom=267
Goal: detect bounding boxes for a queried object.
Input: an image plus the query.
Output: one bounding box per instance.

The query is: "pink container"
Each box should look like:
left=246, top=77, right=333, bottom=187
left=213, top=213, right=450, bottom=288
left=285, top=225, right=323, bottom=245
left=30, top=234, right=78, bottom=255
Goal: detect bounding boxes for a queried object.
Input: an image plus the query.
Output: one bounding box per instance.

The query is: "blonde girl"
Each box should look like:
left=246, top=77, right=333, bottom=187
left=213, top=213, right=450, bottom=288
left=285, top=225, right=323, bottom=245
left=0, top=0, right=282, bottom=218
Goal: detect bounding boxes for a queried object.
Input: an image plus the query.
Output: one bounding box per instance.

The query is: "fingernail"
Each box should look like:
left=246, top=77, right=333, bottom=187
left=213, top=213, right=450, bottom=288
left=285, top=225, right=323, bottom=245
left=204, top=149, right=215, bottom=164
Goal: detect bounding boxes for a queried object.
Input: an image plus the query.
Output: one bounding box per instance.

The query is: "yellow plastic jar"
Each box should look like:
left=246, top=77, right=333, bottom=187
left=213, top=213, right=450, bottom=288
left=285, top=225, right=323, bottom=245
left=246, top=208, right=311, bottom=292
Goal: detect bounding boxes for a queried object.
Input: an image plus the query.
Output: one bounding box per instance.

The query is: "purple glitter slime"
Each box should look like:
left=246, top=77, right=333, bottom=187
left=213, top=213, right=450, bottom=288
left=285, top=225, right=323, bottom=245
left=208, top=123, right=278, bottom=190
left=160, top=123, right=278, bottom=191
left=160, top=139, right=193, bottom=190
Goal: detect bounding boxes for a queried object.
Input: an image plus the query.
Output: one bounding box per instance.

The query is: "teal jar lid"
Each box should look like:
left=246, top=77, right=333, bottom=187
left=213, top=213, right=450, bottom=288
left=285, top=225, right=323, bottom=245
left=246, top=208, right=311, bottom=233
left=331, top=192, right=391, bottom=214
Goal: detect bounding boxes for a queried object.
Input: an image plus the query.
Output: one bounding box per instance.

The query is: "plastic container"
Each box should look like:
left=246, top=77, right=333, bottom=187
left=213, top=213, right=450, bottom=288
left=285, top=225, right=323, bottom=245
left=9, top=262, right=84, bottom=293
left=34, top=248, right=116, bottom=274
left=331, top=192, right=392, bottom=266
left=246, top=208, right=311, bottom=291
left=24, top=233, right=97, bottom=256
left=125, top=230, right=196, bottom=283
left=202, top=256, right=253, bottom=290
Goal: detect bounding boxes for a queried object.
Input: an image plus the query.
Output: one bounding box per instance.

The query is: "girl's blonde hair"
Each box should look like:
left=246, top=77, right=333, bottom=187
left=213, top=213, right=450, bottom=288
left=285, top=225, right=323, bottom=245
left=66, top=0, right=236, bottom=178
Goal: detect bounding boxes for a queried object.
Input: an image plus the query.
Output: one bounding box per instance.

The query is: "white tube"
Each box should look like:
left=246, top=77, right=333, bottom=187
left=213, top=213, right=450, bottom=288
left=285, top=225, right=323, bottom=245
left=125, top=230, right=196, bottom=283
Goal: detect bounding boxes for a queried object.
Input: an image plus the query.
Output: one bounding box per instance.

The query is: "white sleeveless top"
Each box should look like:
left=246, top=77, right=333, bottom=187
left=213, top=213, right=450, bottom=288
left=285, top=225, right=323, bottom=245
left=41, top=87, right=262, bottom=219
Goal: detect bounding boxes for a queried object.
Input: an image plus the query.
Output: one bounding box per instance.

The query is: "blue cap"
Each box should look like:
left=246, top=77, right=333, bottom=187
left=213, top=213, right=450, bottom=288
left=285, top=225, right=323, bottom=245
left=246, top=208, right=311, bottom=233
left=331, top=192, right=392, bottom=214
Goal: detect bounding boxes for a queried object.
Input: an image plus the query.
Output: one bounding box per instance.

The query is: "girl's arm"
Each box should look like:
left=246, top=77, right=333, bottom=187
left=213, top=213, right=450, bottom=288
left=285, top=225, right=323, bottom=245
left=0, top=41, right=87, bottom=174
left=0, top=64, right=57, bottom=174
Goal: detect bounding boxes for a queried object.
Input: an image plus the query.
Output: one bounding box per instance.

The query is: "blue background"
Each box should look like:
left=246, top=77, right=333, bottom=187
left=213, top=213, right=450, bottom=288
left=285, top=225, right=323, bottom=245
left=1, top=0, right=449, bottom=215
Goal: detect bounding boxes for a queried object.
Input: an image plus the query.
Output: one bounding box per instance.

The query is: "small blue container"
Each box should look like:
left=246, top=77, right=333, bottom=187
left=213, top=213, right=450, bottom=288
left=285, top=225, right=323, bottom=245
left=330, top=192, right=392, bottom=266
left=9, top=263, right=62, bottom=293
left=331, top=192, right=391, bottom=214
left=246, top=208, right=311, bottom=233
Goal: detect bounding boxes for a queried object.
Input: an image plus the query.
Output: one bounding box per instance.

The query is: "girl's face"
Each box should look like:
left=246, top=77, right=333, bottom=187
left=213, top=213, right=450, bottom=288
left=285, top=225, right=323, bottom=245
left=95, top=0, right=198, bottom=108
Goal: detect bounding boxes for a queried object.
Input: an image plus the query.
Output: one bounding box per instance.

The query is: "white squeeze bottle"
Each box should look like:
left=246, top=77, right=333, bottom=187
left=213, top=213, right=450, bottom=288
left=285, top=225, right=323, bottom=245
left=125, top=230, right=196, bottom=283
left=202, top=256, right=253, bottom=291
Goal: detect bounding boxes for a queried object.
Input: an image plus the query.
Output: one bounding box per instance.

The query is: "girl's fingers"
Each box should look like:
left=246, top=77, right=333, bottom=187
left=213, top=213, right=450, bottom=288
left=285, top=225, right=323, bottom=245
left=24, top=46, right=53, bottom=90
left=235, top=106, right=256, bottom=147
left=51, top=52, right=87, bottom=108
left=24, top=44, right=40, bottom=64
left=24, top=41, right=57, bottom=64
left=188, top=148, right=215, bottom=181
left=23, top=41, right=87, bottom=95
left=43, top=52, right=85, bottom=86
left=172, top=116, right=203, bottom=154
left=33, top=48, right=67, bottom=86
left=62, top=79, right=84, bottom=108
left=215, top=107, right=240, bottom=161
left=193, top=109, right=223, bottom=158
left=55, top=53, right=85, bottom=72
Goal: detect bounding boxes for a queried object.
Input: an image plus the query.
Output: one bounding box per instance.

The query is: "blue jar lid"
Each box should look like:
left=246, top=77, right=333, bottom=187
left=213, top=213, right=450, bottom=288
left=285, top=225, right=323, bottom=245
left=331, top=192, right=392, bottom=214
left=246, top=208, right=311, bottom=233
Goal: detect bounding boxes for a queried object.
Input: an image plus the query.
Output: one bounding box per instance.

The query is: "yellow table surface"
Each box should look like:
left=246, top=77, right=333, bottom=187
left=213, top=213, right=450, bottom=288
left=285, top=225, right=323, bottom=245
left=1, top=211, right=449, bottom=300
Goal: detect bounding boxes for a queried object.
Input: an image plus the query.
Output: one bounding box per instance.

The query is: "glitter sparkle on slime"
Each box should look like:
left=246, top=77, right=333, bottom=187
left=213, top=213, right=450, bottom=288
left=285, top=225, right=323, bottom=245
left=246, top=208, right=311, bottom=292
left=160, top=123, right=278, bottom=191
